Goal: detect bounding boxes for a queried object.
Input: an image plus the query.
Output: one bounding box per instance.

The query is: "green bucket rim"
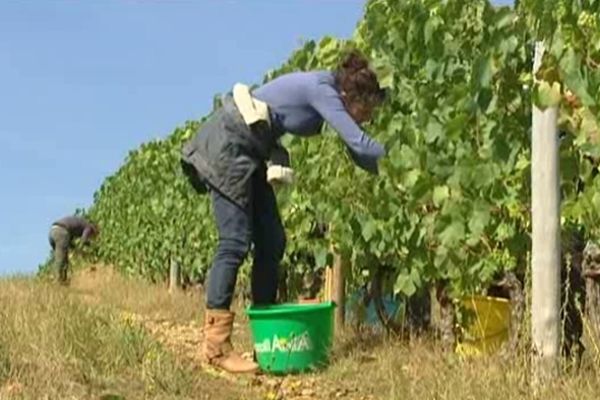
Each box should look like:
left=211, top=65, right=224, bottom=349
left=246, top=301, right=335, bottom=317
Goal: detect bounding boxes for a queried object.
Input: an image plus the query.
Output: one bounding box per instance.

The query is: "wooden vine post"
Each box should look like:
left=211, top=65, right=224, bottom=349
left=531, top=41, right=561, bottom=387
left=332, top=251, right=346, bottom=332
left=169, top=258, right=181, bottom=294
left=583, top=243, right=600, bottom=335
left=324, top=246, right=346, bottom=334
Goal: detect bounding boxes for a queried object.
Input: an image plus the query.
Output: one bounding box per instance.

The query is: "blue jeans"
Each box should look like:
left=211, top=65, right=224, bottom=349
left=206, top=170, right=286, bottom=309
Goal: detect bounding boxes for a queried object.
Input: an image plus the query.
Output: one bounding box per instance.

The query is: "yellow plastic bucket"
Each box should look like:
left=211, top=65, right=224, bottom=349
left=455, top=295, right=510, bottom=356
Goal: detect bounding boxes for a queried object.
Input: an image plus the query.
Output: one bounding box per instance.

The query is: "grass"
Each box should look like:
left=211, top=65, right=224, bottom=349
left=323, top=334, right=598, bottom=400
left=2, top=266, right=600, bottom=399
left=68, top=266, right=203, bottom=322
left=0, top=272, right=257, bottom=400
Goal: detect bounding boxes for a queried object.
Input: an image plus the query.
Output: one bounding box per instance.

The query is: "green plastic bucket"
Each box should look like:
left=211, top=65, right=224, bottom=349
left=246, top=301, right=335, bottom=374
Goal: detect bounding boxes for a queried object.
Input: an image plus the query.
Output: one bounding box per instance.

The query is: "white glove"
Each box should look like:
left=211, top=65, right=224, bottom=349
left=267, top=165, right=295, bottom=185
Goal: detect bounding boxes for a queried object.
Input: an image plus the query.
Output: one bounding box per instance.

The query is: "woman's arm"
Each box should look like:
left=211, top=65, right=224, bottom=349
left=309, top=83, right=385, bottom=174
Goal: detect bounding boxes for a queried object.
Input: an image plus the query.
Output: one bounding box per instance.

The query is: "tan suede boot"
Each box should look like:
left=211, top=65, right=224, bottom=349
left=202, top=309, right=259, bottom=374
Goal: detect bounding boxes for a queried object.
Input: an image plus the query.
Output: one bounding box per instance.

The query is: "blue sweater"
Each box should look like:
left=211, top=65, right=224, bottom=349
left=252, top=71, right=385, bottom=174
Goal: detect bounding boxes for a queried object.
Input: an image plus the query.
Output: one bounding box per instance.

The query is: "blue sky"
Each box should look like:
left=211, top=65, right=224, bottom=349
left=0, top=0, right=513, bottom=276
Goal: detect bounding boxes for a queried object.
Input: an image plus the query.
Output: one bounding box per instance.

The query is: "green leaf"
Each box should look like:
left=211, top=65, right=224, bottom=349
left=468, top=204, right=491, bottom=237
left=425, top=120, right=443, bottom=144
left=534, top=80, right=562, bottom=108
left=432, top=185, right=450, bottom=207
left=561, top=153, right=579, bottom=183
left=362, top=220, right=377, bottom=242
left=473, top=55, right=493, bottom=89
left=477, top=88, right=494, bottom=111
left=559, top=48, right=595, bottom=107
left=424, top=16, right=440, bottom=44
left=395, top=272, right=417, bottom=296
left=494, top=9, right=514, bottom=30
left=314, top=247, right=328, bottom=268
left=439, top=220, right=465, bottom=247
left=374, top=59, right=395, bottom=89
left=424, top=59, right=439, bottom=80
left=495, top=222, right=515, bottom=241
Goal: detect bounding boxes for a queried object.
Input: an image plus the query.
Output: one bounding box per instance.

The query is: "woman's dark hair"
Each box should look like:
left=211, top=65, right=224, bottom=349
left=335, top=50, right=386, bottom=107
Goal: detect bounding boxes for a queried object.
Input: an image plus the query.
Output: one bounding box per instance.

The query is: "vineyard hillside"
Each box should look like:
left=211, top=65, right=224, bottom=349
left=82, top=0, right=600, bottom=298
